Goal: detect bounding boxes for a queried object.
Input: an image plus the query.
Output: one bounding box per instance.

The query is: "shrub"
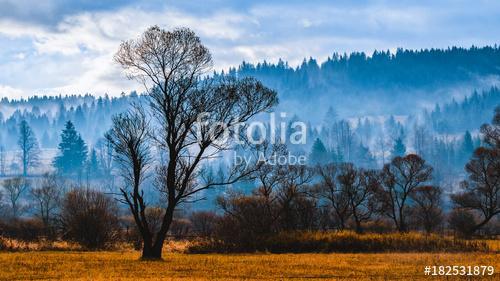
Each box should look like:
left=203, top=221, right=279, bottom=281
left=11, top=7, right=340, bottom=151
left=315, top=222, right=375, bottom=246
left=60, top=189, right=120, bottom=249
left=190, top=211, right=218, bottom=237
left=188, top=231, right=489, bottom=253
left=169, top=218, right=192, bottom=238
left=215, top=195, right=275, bottom=249
left=448, top=210, right=477, bottom=238
left=0, top=218, right=45, bottom=241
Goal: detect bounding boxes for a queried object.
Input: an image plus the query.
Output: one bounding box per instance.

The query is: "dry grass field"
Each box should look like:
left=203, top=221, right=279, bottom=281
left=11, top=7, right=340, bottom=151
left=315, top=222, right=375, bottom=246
left=0, top=250, right=498, bottom=280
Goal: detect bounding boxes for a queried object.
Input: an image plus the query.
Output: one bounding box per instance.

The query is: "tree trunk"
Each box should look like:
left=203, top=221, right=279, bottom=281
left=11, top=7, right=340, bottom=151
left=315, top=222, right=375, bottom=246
left=141, top=242, right=162, bottom=259
left=337, top=215, right=345, bottom=231
left=398, top=208, right=407, bottom=232
left=354, top=218, right=363, bottom=234
left=352, top=209, right=363, bottom=234
left=141, top=206, right=175, bottom=260
left=139, top=229, right=159, bottom=259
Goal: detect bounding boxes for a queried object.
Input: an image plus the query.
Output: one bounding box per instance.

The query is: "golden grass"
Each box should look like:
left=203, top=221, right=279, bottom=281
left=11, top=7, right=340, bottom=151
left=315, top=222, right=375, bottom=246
left=484, top=239, right=500, bottom=251
left=0, top=250, right=498, bottom=280
left=0, top=236, right=82, bottom=251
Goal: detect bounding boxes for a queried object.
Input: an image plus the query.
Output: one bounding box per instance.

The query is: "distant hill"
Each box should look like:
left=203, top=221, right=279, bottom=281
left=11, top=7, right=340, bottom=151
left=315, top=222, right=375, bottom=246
left=1, top=45, right=500, bottom=150
left=226, top=45, right=500, bottom=119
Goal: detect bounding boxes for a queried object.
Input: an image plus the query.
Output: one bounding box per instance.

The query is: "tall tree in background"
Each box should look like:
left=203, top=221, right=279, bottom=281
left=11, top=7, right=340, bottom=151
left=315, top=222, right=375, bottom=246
left=0, top=145, right=6, bottom=176
left=96, top=138, right=113, bottom=178
left=309, top=138, right=329, bottom=164
left=17, top=120, right=40, bottom=176
left=390, top=137, right=406, bottom=159
left=111, top=26, right=277, bottom=259
left=53, top=121, right=88, bottom=177
left=460, top=130, right=474, bottom=162
left=86, top=148, right=101, bottom=179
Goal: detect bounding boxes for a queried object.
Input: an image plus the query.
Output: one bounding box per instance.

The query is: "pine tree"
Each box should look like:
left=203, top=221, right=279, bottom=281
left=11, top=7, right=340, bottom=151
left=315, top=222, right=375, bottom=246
left=461, top=131, right=474, bottom=159
left=324, top=106, right=338, bottom=124
left=87, top=148, right=101, bottom=178
left=391, top=137, right=406, bottom=158
left=53, top=121, right=88, bottom=177
left=355, top=142, right=375, bottom=168
left=309, top=138, right=328, bottom=164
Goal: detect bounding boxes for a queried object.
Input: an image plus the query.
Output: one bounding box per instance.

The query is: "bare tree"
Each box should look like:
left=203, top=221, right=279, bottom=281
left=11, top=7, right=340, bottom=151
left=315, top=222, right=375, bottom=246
left=96, top=137, right=114, bottom=178
left=337, top=164, right=376, bottom=233
left=413, top=125, right=429, bottom=158
left=451, top=108, right=499, bottom=234
left=60, top=188, right=120, bottom=249
left=374, top=154, right=433, bottom=232
left=218, top=144, right=312, bottom=236
left=274, top=165, right=314, bottom=230
left=451, top=148, right=499, bottom=232
left=17, top=120, right=40, bottom=177
left=410, top=185, right=443, bottom=233
left=216, top=191, right=274, bottom=248
left=480, top=106, right=500, bottom=149
left=2, top=176, right=30, bottom=218
left=315, top=164, right=350, bottom=230
left=105, top=108, right=152, bottom=254
left=112, top=26, right=277, bottom=259
left=31, top=173, right=63, bottom=230
left=334, top=120, right=355, bottom=162
left=251, top=144, right=288, bottom=231
left=217, top=163, right=313, bottom=246
left=376, top=136, right=390, bottom=165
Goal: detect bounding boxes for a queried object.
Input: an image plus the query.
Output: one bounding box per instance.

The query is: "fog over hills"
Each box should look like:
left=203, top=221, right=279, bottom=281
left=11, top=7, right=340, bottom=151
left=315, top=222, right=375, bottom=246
left=0, top=46, right=499, bottom=199
left=2, top=45, right=499, bottom=139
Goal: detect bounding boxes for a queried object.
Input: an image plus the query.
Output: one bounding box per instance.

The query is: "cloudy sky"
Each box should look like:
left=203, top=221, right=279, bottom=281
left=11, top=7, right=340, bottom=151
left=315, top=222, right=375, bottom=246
left=0, top=0, right=499, bottom=99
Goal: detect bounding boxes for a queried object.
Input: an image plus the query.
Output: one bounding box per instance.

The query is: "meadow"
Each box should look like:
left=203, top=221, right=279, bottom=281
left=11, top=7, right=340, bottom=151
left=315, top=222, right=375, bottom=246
left=1, top=235, right=499, bottom=280
left=0, top=250, right=498, bottom=280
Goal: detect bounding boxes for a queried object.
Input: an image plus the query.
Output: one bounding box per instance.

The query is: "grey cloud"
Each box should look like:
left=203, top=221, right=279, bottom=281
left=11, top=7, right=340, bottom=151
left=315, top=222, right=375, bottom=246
left=0, top=0, right=134, bottom=27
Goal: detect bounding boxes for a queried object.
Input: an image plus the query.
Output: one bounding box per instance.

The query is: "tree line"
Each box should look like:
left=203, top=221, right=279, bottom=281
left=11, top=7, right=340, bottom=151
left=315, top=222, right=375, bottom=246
left=0, top=119, right=113, bottom=184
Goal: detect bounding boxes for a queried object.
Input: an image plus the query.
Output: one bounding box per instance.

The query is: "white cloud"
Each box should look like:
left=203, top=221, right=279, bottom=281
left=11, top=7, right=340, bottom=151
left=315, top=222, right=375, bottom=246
left=0, top=84, right=24, bottom=99
left=0, top=6, right=255, bottom=98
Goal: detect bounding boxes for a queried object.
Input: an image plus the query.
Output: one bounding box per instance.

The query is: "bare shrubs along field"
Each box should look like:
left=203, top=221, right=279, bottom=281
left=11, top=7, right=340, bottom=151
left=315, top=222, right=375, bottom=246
left=187, top=231, right=492, bottom=254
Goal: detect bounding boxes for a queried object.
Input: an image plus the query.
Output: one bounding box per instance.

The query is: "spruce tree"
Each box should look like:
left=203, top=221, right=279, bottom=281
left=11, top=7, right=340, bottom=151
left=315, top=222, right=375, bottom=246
left=87, top=148, right=101, bottom=178
left=309, top=138, right=328, bottom=164
left=461, top=130, right=474, bottom=158
left=391, top=137, right=406, bottom=158
left=53, top=121, right=88, bottom=177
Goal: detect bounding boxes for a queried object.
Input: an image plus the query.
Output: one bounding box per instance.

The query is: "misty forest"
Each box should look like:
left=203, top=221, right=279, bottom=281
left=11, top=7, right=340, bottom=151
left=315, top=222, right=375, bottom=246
left=0, top=27, right=499, bottom=259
